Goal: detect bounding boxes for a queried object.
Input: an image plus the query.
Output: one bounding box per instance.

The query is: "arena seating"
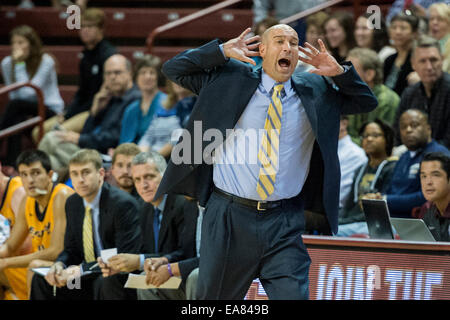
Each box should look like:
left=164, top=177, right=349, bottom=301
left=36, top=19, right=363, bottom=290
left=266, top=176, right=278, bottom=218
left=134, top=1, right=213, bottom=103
left=0, top=0, right=394, bottom=106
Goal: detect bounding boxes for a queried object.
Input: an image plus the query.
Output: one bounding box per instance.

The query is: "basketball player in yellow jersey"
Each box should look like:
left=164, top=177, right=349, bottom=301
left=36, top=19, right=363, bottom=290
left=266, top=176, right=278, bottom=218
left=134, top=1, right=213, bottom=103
left=0, top=162, right=29, bottom=300
left=0, top=150, right=73, bottom=299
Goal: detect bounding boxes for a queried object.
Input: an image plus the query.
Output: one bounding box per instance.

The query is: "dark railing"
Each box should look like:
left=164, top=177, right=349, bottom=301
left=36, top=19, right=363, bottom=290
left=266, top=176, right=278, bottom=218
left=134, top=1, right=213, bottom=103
left=146, top=0, right=244, bottom=53
left=0, top=82, right=45, bottom=143
left=146, top=0, right=360, bottom=54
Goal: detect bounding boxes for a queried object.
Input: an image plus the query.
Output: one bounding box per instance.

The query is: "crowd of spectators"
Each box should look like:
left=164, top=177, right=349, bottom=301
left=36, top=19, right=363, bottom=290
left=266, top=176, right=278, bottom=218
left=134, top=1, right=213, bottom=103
left=0, top=0, right=449, bottom=300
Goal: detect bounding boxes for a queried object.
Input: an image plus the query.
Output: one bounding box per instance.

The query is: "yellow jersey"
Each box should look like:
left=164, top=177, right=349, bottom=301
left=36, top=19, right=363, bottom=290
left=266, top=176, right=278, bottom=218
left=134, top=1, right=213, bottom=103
left=0, top=176, right=23, bottom=227
left=25, top=183, right=72, bottom=252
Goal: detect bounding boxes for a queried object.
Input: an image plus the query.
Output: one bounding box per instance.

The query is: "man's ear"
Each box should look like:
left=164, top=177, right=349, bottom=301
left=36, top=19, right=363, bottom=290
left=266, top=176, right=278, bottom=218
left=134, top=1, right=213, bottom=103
left=259, top=43, right=266, bottom=58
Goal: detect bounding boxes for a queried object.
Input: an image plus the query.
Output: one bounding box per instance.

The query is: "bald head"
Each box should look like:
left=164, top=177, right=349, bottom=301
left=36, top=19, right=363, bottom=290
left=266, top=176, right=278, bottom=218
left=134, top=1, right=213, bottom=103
left=103, top=54, right=133, bottom=95
left=261, top=24, right=298, bottom=44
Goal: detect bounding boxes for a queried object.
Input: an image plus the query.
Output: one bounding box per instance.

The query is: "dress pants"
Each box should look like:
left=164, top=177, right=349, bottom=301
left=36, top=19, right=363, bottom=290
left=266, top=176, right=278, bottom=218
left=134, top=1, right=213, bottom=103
left=197, top=191, right=311, bottom=300
left=29, top=272, right=102, bottom=300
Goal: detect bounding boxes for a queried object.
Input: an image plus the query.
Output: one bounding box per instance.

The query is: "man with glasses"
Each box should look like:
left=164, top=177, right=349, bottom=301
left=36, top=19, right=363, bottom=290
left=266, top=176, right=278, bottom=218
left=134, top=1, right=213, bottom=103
left=38, top=54, right=140, bottom=172
left=32, top=8, right=117, bottom=144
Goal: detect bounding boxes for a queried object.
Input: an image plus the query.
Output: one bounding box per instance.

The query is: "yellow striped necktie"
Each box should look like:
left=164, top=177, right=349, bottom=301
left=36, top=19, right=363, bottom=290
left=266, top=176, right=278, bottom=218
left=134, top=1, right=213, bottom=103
left=82, top=206, right=96, bottom=263
left=256, top=83, right=284, bottom=200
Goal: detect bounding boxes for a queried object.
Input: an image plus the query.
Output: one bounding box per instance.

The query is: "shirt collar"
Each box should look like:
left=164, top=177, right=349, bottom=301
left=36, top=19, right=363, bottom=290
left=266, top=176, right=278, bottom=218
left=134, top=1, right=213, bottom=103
left=155, top=194, right=168, bottom=213
left=432, top=202, right=450, bottom=219
left=260, top=70, right=292, bottom=97
left=83, top=185, right=102, bottom=211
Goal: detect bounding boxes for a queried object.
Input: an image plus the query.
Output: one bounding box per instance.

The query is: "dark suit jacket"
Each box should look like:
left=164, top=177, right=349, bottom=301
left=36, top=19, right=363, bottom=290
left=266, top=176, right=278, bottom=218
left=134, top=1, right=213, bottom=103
left=78, top=85, right=141, bottom=153
left=155, top=39, right=378, bottom=235
left=57, top=183, right=141, bottom=272
left=138, top=194, right=198, bottom=263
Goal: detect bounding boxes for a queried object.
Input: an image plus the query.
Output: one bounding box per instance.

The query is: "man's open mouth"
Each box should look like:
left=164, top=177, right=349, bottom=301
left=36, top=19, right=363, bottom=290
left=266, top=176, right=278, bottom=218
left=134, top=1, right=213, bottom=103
left=278, top=58, right=291, bottom=68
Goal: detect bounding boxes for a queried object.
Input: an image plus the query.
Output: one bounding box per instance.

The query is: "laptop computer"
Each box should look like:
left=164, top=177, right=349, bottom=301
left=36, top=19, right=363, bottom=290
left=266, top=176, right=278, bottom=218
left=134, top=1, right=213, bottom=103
left=390, top=218, right=436, bottom=242
left=361, top=199, right=395, bottom=240
left=361, top=199, right=436, bottom=242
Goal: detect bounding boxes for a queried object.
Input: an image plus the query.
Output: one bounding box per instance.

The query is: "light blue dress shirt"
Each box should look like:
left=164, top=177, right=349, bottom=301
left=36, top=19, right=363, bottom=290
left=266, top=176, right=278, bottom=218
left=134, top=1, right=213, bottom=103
left=213, top=70, right=315, bottom=201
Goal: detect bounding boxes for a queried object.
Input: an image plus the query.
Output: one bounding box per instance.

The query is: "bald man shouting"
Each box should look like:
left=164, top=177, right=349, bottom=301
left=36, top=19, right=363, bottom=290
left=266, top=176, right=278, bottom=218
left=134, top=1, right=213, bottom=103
left=156, top=25, right=378, bottom=299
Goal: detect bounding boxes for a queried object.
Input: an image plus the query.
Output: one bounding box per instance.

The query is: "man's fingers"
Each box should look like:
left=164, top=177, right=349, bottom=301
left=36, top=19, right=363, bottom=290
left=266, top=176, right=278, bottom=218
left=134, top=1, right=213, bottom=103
left=246, top=42, right=260, bottom=51
left=298, top=55, right=313, bottom=66
left=238, top=27, right=252, bottom=40
left=298, top=46, right=314, bottom=59
left=318, top=39, right=327, bottom=53
left=244, top=35, right=260, bottom=45
left=304, top=42, right=319, bottom=55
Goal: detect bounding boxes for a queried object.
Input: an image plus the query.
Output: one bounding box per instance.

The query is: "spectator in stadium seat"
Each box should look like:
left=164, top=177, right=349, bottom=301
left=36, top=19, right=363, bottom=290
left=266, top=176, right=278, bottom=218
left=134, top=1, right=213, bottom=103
left=345, top=48, right=401, bottom=144
left=38, top=54, right=140, bottom=172
left=0, top=25, right=64, bottom=167
left=392, top=35, right=450, bottom=149
left=324, top=11, right=356, bottom=64
left=428, top=3, right=450, bottom=52
left=386, top=0, right=436, bottom=23
left=337, top=119, right=397, bottom=237
left=338, top=115, right=367, bottom=210
left=354, top=13, right=395, bottom=63
left=384, top=12, right=419, bottom=97
left=110, top=143, right=140, bottom=199
left=98, top=151, right=197, bottom=300
left=365, top=109, right=449, bottom=218
left=119, top=55, right=166, bottom=145
left=137, top=80, right=195, bottom=159
left=305, top=12, right=328, bottom=48
left=417, top=152, right=450, bottom=241
left=32, top=8, right=117, bottom=144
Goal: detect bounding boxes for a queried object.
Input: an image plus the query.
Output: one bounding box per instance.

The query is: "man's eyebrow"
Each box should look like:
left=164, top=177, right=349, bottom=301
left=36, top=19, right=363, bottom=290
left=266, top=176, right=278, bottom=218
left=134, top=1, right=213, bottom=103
left=272, top=35, right=299, bottom=41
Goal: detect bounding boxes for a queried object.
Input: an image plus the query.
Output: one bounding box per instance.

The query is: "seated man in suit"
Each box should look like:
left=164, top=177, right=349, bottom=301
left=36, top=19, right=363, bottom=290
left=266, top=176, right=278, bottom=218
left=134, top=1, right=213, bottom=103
left=110, top=143, right=141, bottom=199
left=29, top=149, right=141, bottom=300
left=38, top=54, right=141, bottom=172
left=0, top=150, right=73, bottom=299
left=98, top=151, right=197, bottom=300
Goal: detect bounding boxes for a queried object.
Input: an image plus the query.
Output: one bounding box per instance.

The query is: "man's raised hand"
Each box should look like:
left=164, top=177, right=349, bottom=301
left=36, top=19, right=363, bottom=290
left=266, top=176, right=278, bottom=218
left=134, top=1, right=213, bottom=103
left=298, top=39, right=344, bottom=77
left=223, top=27, right=260, bottom=66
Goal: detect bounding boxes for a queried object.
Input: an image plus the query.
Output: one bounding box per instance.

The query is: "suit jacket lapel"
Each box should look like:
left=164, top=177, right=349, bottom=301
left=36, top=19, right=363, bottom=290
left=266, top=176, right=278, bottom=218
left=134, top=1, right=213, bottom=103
left=98, top=183, right=109, bottom=246
left=157, top=195, right=173, bottom=251
left=292, top=73, right=318, bottom=135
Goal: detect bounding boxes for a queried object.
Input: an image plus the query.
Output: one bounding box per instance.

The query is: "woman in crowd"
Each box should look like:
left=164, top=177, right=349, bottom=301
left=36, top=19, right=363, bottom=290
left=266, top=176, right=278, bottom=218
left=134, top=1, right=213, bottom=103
left=324, top=11, right=356, bottom=64
left=428, top=3, right=450, bottom=73
left=354, top=12, right=395, bottom=62
left=384, top=12, right=419, bottom=96
left=0, top=25, right=63, bottom=166
left=428, top=3, right=450, bottom=51
left=305, top=11, right=329, bottom=49
left=119, top=54, right=166, bottom=145
left=138, top=79, right=196, bottom=159
left=337, top=119, right=397, bottom=237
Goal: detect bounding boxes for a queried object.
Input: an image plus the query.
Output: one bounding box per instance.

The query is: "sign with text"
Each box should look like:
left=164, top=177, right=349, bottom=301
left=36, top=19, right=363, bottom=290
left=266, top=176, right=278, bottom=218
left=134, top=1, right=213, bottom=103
left=245, top=240, right=450, bottom=300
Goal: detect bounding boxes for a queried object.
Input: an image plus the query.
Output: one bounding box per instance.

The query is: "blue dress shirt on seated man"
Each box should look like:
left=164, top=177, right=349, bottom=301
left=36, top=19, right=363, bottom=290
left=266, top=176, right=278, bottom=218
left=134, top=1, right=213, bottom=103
left=154, top=25, right=378, bottom=300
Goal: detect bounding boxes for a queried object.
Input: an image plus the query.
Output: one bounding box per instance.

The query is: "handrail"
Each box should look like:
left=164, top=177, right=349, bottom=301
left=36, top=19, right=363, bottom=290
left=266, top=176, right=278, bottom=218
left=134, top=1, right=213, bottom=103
left=280, top=0, right=346, bottom=25
left=146, top=0, right=244, bottom=53
left=0, top=82, right=45, bottom=143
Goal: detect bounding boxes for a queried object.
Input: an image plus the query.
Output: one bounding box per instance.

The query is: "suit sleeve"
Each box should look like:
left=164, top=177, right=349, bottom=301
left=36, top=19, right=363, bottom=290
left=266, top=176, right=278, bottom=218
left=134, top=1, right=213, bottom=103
left=56, top=196, right=84, bottom=267
left=330, top=62, right=378, bottom=115
left=114, top=197, right=142, bottom=254
left=162, top=39, right=226, bottom=96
